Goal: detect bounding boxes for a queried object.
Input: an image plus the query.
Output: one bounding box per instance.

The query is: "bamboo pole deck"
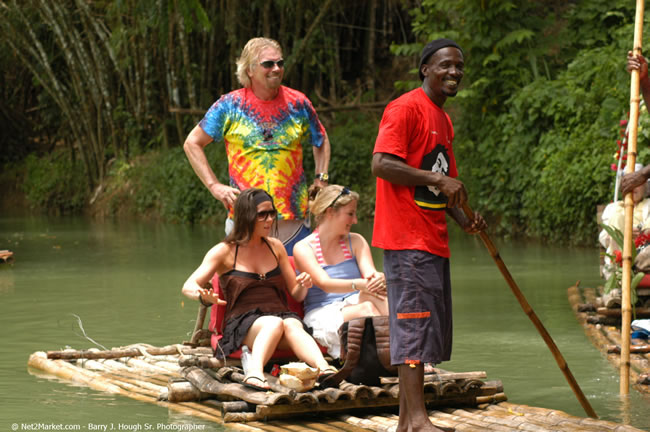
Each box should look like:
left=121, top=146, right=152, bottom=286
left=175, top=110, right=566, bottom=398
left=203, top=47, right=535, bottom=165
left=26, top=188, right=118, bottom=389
left=567, top=282, right=650, bottom=396
left=27, top=344, right=645, bottom=431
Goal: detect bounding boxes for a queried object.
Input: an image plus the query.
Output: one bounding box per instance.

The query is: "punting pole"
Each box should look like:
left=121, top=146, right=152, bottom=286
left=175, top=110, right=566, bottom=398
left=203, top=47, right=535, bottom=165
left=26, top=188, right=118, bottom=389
left=461, top=203, right=597, bottom=418
left=621, top=0, right=645, bottom=397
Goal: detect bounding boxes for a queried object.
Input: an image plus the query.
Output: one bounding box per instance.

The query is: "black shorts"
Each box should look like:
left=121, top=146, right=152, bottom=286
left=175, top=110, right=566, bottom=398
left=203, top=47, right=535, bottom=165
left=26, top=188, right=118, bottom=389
left=384, top=250, right=452, bottom=365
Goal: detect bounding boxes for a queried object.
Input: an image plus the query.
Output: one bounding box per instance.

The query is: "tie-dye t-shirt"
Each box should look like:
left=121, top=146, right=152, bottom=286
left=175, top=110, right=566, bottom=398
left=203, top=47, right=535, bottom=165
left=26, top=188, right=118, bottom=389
left=199, top=86, right=326, bottom=220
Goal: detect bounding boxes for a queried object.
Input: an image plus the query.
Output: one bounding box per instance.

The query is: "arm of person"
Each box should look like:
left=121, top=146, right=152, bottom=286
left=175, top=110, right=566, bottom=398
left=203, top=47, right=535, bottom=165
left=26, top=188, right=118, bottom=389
left=293, top=237, right=370, bottom=295
left=312, top=131, right=331, bottom=189
left=371, top=152, right=467, bottom=208
left=183, top=125, right=240, bottom=209
left=628, top=51, right=650, bottom=109
left=181, top=243, right=228, bottom=306
left=446, top=207, right=487, bottom=234
left=349, top=233, right=386, bottom=297
left=267, top=238, right=313, bottom=302
left=620, top=165, right=650, bottom=196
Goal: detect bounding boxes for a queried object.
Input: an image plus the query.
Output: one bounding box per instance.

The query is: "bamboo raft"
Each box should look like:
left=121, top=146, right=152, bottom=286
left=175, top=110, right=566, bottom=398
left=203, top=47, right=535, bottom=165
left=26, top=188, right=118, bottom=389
left=28, top=344, right=644, bottom=431
left=567, top=282, right=650, bottom=396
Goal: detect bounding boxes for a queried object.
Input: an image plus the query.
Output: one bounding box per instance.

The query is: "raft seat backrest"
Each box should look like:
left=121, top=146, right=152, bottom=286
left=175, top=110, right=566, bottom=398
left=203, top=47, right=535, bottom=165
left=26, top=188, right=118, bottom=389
left=208, top=256, right=309, bottom=359
left=640, top=273, right=650, bottom=288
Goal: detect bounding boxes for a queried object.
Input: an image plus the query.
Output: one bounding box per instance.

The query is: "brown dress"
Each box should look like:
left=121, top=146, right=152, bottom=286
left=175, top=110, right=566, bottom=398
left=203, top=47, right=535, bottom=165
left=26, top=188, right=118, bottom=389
left=216, top=238, right=305, bottom=358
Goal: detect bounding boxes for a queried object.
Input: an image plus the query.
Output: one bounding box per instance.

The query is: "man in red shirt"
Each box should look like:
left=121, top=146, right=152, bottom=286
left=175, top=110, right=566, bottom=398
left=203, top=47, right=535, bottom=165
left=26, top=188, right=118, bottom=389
left=372, top=38, right=486, bottom=432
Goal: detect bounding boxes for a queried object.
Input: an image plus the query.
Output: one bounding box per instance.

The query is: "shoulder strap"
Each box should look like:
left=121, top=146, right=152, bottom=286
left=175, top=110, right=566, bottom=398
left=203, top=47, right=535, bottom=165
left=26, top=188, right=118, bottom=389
left=320, top=316, right=397, bottom=388
left=312, top=231, right=326, bottom=266
left=371, top=316, right=395, bottom=374
left=262, top=237, right=279, bottom=264
left=313, top=231, right=353, bottom=265
left=340, top=234, right=353, bottom=260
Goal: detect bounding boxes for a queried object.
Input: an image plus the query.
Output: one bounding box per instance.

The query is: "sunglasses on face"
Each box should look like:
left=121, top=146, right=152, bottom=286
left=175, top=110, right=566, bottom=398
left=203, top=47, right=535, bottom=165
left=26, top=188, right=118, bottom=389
left=257, top=209, right=278, bottom=221
left=259, top=59, right=285, bottom=69
left=328, top=187, right=351, bottom=208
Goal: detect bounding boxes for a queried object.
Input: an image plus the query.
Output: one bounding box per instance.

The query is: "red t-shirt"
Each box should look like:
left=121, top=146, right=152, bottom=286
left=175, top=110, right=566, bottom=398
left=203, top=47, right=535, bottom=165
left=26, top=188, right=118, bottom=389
left=372, top=88, right=458, bottom=258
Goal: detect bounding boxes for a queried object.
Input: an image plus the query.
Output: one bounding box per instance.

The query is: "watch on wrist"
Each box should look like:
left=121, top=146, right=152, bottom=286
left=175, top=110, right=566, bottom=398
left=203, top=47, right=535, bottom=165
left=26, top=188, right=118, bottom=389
left=315, top=173, right=329, bottom=182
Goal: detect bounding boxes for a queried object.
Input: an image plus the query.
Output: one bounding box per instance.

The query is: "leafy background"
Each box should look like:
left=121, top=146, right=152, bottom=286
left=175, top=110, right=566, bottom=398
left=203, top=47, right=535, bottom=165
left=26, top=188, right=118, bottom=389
left=2, top=0, right=649, bottom=245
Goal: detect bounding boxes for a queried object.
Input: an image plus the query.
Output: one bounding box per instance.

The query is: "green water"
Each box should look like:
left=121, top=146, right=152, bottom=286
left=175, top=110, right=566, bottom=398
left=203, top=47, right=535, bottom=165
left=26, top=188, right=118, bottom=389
left=0, top=214, right=648, bottom=431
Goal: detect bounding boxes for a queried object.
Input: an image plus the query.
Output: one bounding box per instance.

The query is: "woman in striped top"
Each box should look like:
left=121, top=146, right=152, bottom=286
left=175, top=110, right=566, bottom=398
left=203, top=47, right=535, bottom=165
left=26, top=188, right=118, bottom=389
left=293, top=185, right=388, bottom=359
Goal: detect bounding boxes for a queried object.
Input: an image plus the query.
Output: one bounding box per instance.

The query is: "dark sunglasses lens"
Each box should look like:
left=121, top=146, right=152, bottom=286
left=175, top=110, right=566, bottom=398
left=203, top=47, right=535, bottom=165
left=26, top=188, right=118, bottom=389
left=258, top=210, right=277, bottom=220
left=260, top=60, right=284, bottom=69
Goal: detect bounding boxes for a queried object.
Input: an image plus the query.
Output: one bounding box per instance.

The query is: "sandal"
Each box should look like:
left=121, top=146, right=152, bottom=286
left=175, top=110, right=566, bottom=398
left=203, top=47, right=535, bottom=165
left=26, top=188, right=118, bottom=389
left=319, top=365, right=338, bottom=376
left=242, top=374, right=270, bottom=391
left=317, top=365, right=338, bottom=382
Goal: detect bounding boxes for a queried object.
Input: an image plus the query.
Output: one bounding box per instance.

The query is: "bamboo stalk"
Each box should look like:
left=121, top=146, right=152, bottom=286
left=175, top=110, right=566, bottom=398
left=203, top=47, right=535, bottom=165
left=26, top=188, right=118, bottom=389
left=284, top=0, right=335, bottom=78
left=622, top=0, right=645, bottom=396
left=380, top=370, right=487, bottom=385
left=462, top=203, right=597, bottom=418
left=597, top=307, right=650, bottom=317
left=47, top=344, right=211, bottom=360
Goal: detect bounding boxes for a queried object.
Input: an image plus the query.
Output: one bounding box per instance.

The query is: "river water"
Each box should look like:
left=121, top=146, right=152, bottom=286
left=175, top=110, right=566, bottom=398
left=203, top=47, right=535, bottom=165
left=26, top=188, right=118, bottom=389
left=1, top=214, right=648, bottom=431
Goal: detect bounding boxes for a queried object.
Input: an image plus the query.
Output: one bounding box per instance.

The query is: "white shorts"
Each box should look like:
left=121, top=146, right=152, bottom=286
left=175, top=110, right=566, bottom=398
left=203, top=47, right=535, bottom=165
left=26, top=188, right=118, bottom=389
left=303, top=293, right=360, bottom=359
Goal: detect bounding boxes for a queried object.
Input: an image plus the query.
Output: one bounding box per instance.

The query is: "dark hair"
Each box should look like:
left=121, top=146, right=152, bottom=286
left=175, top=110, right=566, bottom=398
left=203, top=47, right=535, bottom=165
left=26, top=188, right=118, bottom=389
left=224, top=188, right=276, bottom=245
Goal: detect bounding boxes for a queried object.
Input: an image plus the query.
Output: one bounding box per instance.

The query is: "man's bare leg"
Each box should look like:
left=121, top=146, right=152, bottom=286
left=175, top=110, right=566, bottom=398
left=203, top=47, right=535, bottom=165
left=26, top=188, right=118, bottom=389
left=397, top=364, right=445, bottom=432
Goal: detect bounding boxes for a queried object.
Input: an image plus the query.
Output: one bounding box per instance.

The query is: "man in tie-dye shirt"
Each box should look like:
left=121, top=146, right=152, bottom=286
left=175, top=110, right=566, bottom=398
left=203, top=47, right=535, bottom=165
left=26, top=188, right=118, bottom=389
left=184, top=38, right=331, bottom=254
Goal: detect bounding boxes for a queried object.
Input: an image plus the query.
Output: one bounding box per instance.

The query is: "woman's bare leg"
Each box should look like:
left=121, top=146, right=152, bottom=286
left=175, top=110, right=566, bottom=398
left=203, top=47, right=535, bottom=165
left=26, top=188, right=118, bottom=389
left=341, top=292, right=388, bottom=321
left=277, top=318, right=330, bottom=370
left=243, top=316, right=284, bottom=380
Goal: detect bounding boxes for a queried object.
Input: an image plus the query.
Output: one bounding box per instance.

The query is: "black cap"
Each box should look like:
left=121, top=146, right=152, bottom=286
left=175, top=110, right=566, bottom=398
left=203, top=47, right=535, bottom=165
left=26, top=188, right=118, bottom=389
left=419, top=38, right=463, bottom=81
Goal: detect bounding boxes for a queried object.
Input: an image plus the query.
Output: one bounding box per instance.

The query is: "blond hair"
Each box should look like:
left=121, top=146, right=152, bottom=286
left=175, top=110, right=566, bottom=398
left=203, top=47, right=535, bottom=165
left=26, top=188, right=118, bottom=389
left=235, top=37, right=283, bottom=88
left=310, top=185, right=359, bottom=226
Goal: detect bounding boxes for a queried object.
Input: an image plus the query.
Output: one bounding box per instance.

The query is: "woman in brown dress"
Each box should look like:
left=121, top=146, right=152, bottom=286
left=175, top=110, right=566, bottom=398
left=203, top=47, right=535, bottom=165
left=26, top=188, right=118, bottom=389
left=182, top=188, right=334, bottom=390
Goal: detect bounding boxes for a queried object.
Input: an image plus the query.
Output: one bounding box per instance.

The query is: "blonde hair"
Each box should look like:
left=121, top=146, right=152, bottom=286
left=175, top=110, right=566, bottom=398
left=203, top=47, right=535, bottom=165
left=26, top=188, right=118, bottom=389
left=235, top=37, right=283, bottom=88
left=310, top=185, right=359, bottom=226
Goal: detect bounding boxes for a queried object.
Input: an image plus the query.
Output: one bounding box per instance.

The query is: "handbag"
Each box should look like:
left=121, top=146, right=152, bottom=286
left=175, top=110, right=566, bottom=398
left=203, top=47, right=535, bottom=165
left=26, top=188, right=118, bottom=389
left=320, top=316, right=397, bottom=387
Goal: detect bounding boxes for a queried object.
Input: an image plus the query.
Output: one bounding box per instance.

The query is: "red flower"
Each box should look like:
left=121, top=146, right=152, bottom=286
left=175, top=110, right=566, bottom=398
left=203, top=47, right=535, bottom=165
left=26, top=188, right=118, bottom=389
left=635, top=232, right=650, bottom=249
left=614, top=250, right=623, bottom=264
left=621, top=119, right=628, bottom=127
left=611, top=163, right=618, bottom=170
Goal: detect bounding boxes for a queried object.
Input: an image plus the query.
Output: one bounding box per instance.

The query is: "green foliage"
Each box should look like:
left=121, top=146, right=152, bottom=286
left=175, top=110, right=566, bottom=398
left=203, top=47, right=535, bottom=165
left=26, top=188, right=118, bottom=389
left=127, top=144, right=228, bottom=224
left=22, top=152, right=88, bottom=214
left=325, top=112, right=381, bottom=219
left=393, top=0, right=646, bottom=244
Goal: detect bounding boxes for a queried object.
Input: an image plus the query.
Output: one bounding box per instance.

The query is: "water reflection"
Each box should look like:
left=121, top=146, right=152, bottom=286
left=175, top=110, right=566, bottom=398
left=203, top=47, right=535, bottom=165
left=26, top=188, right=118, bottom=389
left=0, top=215, right=648, bottom=430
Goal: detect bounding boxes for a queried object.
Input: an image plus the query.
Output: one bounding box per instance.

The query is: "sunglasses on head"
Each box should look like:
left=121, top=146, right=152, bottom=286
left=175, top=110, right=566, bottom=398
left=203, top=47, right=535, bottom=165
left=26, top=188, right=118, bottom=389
left=257, top=209, right=278, bottom=221
left=259, top=59, right=284, bottom=69
left=328, top=187, right=351, bottom=208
